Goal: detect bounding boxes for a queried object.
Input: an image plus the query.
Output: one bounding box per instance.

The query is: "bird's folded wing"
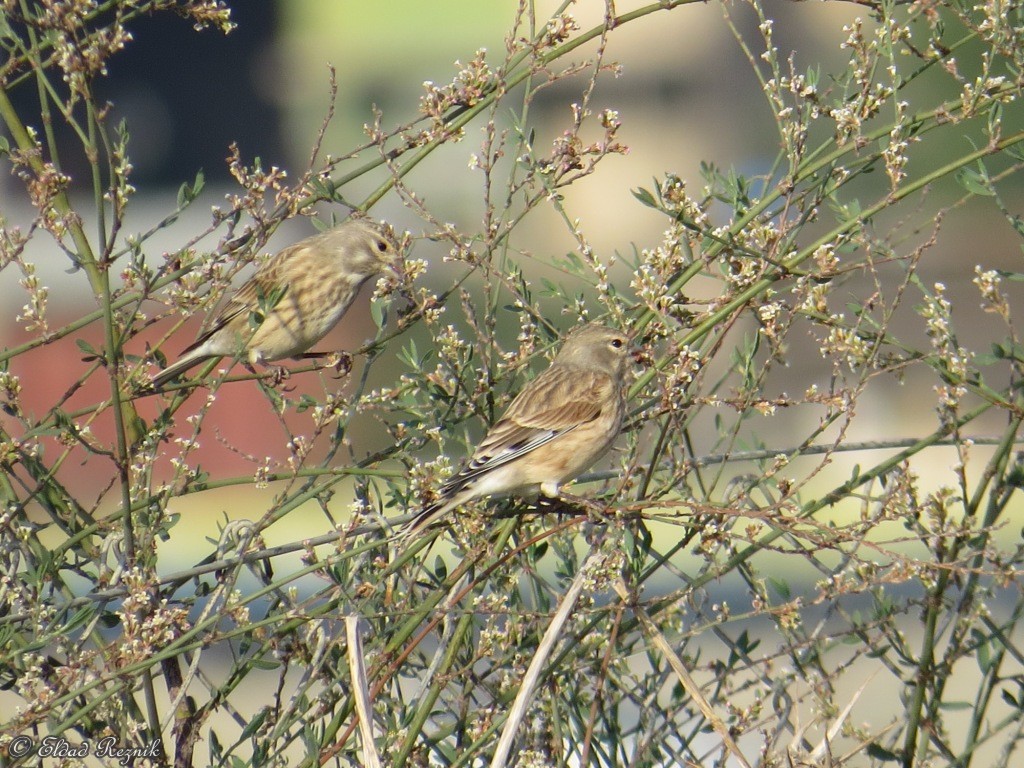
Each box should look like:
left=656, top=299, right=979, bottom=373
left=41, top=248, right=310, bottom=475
left=442, top=368, right=611, bottom=489
left=183, top=252, right=292, bottom=353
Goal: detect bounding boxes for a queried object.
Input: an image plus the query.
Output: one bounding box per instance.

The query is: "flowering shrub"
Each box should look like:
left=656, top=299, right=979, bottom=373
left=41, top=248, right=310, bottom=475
left=1, top=1, right=1023, bottom=766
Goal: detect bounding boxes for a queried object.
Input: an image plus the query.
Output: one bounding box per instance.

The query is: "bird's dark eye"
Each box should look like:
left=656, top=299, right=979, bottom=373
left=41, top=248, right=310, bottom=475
left=375, top=239, right=388, bottom=253
left=610, top=338, right=625, bottom=349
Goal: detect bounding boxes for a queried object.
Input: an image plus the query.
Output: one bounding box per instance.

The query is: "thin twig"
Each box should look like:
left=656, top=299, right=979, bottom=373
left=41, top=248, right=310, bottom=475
left=613, top=577, right=754, bottom=768
left=491, top=548, right=605, bottom=768
left=346, top=615, right=382, bottom=768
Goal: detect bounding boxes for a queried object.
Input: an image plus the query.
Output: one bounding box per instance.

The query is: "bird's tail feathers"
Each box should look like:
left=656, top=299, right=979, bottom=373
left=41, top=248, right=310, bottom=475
left=151, top=350, right=209, bottom=390
left=396, top=494, right=459, bottom=546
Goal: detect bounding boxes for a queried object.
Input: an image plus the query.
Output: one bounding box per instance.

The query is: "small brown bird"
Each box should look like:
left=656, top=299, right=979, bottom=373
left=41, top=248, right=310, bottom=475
left=403, top=323, right=631, bottom=538
left=152, top=219, right=397, bottom=389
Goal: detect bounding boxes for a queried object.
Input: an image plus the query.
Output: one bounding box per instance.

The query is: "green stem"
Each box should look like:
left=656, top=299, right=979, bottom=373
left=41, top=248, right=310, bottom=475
left=631, top=129, right=1024, bottom=397
left=668, top=399, right=994, bottom=597
left=350, top=0, right=702, bottom=211
left=393, top=610, right=476, bottom=768
left=0, top=81, right=100, bottom=289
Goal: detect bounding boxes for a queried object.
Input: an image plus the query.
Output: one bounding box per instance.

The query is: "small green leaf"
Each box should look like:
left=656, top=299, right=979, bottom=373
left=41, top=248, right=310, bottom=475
left=956, top=166, right=995, bottom=196
left=539, top=278, right=559, bottom=294
left=64, top=607, right=97, bottom=633
left=370, top=298, right=385, bottom=330
left=974, top=631, right=992, bottom=672
left=240, top=707, right=269, bottom=739
left=768, top=577, right=791, bottom=601
left=307, top=176, right=336, bottom=199
left=938, top=700, right=973, bottom=711
left=210, top=731, right=223, bottom=760
left=988, top=102, right=1003, bottom=135
left=75, top=339, right=98, bottom=357
left=177, top=170, right=205, bottom=207
left=632, top=186, right=658, bottom=208
left=257, top=285, right=287, bottom=313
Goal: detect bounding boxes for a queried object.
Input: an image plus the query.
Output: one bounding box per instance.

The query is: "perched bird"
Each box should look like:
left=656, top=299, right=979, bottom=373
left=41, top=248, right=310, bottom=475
left=403, top=323, right=632, bottom=539
left=152, top=219, right=396, bottom=389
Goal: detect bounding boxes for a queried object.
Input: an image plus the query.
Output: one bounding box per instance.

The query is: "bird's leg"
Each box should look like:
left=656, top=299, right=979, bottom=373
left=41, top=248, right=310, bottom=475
left=539, top=483, right=594, bottom=517
left=267, top=366, right=291, bottom=386
left=244, top=352, right=289, bottom=387
left=535, top=493, right=586, bottom=518
left=292, top=350, right=353, bottom=378
left=532, top=496, right=562, bottom=514
left=539, top=481, right=560, bottom=498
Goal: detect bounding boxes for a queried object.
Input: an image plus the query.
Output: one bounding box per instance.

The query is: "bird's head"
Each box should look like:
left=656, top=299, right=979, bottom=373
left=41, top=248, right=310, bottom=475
left=324, top=218, right=400, bottom=280
left=555, top=323, right=632, bottom=378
